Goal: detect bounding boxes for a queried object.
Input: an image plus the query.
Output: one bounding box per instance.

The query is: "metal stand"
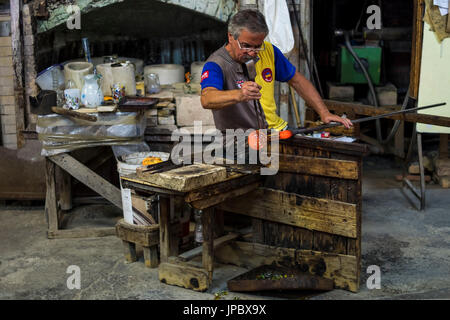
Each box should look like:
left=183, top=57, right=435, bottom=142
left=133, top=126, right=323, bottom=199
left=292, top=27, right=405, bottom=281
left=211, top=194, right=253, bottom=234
left=402, top=124, right=426, bottom=210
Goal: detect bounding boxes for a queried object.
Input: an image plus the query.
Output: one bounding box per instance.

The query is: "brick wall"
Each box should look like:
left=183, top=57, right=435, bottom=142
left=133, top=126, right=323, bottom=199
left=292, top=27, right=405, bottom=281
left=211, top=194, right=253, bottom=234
left=0, top=15, right=18, bottom=149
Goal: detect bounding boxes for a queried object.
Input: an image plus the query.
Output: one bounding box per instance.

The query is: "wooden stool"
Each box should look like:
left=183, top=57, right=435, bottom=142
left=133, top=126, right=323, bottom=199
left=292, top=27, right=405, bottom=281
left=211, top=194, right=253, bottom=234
left=115, top=219, right=159, bottom=268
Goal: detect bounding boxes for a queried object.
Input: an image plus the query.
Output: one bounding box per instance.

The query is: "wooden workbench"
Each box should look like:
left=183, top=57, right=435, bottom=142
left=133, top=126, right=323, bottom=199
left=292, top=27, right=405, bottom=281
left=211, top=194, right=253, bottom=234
left=121, top=164, right=261, bottom=291
left=215, top=136, right=368, bottom=292
left=121, top=136, right=368, bottom=292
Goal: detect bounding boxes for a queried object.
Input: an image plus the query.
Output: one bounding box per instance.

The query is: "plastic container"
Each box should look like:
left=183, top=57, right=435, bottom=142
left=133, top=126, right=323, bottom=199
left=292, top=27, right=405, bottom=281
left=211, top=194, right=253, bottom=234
left=36, top=64, right=65, bottom=90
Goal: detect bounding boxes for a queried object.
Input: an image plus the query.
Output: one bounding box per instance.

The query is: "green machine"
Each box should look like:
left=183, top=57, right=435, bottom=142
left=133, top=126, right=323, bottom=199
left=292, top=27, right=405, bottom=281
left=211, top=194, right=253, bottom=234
left=338, top=45, right=382, bottom=85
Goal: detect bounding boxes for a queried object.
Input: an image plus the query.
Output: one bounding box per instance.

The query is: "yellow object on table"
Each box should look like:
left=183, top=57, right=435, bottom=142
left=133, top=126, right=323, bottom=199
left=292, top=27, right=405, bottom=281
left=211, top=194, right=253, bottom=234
left=142, top=157, right=163, bottom=166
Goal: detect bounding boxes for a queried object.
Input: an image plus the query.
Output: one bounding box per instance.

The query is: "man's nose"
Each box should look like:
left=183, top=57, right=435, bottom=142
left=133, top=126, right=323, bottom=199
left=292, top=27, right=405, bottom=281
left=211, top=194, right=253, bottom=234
left=248, top=50, right=258, bottom=57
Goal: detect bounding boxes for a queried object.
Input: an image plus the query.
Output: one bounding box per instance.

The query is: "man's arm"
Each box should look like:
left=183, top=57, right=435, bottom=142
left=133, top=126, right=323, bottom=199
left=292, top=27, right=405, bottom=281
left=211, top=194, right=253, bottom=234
left=201, top=82, right=262, bottom=110
left=288, top=71, right=352, bottom=128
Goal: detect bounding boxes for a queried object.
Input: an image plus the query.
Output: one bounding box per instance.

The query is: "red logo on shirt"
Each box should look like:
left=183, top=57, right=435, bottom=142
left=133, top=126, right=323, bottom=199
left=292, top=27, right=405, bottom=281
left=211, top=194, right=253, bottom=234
left=201, top=71, right=209, bottom=82
left=236, top=80, right=245, bottom=88
left=262, top=68, right=273, bottom=82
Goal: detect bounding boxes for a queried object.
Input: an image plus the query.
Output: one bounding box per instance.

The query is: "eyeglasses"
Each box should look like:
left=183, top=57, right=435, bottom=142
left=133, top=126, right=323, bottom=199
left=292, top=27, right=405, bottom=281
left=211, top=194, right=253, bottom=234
left=236, top=39, right=266, bottom=52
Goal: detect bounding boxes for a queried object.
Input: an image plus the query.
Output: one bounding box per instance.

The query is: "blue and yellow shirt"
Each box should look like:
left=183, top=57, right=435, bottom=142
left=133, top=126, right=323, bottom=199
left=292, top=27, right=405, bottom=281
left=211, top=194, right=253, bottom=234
left=201, top=42, right=296, bottom=131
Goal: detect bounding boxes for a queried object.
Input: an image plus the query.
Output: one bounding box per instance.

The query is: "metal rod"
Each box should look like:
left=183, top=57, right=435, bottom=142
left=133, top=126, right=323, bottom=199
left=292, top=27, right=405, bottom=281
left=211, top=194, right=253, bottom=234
left=292, top=102, right=446, bottom=135
left=417, top=133, right=426, bottom=210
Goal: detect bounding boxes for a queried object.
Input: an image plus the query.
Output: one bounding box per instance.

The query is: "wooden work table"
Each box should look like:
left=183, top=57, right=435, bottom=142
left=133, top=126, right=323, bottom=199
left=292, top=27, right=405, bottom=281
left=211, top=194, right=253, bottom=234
left=121, top=163, right=262, bottom=291
left=121, top=136, right=369, bottom=292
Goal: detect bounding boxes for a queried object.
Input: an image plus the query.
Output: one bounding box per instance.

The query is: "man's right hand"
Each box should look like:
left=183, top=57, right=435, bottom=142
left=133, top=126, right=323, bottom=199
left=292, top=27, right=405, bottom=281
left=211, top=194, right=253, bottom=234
left=239, top=81, right=262, bottom=101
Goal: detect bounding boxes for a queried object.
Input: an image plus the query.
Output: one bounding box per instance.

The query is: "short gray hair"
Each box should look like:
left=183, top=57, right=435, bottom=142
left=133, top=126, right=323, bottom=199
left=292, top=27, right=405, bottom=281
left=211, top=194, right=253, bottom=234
left=228, top=10, right=269, bottom=39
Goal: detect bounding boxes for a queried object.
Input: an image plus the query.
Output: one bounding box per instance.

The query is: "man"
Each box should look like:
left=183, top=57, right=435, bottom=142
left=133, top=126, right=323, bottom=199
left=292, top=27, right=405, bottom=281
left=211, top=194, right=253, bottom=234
left=200, top=9, right=352, bottom=132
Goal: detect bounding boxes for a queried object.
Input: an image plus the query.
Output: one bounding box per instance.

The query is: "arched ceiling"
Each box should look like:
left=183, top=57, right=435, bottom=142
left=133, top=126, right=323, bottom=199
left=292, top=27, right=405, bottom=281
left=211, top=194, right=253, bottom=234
left=38, top=0, right=237, bottom=33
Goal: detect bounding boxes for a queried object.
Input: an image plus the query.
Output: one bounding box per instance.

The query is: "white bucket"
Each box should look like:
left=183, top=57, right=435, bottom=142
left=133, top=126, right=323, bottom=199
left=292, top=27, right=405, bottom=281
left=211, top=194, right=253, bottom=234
left=117, top=151, right=170, bottom=176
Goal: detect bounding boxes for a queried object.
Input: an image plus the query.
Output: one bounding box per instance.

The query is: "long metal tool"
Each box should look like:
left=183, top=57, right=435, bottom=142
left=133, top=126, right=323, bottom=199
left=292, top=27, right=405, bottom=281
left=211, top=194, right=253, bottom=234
left=244, top=57, right=265, bottom=129
left=248, top=102, right=447, bottom=150
left=286, top=102, right=447, bottom=137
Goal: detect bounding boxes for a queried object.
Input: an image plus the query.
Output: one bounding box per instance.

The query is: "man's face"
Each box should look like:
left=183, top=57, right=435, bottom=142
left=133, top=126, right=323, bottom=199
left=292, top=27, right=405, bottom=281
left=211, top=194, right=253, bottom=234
left=228, top=29, right=266, bottom=64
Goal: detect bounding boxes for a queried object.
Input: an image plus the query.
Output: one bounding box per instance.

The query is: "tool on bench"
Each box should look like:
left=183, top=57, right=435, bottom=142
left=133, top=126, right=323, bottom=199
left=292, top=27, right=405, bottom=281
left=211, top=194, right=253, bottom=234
left=248, top=102, right=447, bottom=150
left=51, top=106, right=98, bottom=122
left=136, top=160, right=183, bottom=175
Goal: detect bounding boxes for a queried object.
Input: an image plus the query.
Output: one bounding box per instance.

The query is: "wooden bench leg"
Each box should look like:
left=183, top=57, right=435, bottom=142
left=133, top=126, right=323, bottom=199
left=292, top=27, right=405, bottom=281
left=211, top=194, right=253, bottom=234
left=143, top=245, right=159, bottom=268
left=159, top=196, right=170, bottom=263
left=122, top=240, right=137, bottom=262
left=202, top=207, right=214, bottom=285
left=57, top=165, right=72, bottom=211
left=45, top=158, right=59, bottom=236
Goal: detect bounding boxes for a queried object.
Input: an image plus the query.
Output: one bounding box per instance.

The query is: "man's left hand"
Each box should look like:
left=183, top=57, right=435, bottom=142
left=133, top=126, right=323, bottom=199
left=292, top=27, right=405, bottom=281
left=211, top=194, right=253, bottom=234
left=321, top=113, right=353, bottom=129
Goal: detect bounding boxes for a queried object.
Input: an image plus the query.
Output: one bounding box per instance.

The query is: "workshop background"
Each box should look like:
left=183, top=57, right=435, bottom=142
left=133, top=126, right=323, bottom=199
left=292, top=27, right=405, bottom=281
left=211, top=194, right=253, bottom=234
left=0, top=0, right=449, bottom=300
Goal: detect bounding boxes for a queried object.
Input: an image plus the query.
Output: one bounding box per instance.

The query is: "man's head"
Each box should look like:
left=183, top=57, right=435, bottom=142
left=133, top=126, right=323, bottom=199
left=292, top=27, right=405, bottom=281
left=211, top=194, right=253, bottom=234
left=227, top=10, right=268, bottom=63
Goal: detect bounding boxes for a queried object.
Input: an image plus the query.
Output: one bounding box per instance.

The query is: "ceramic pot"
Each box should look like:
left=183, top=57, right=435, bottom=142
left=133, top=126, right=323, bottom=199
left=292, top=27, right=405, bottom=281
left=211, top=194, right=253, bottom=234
left=64, top=61, right=94, bottom=90
left=144, top=64, right=184, bottom=86
left=97, top=62, right=136, bottom=96
left=81, top=74, right=103, bottom=108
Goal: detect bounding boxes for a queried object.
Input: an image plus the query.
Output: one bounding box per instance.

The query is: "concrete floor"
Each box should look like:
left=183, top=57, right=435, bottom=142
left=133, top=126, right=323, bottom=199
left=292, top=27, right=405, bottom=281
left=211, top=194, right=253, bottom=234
left=1, top=155, right=449, bottom=300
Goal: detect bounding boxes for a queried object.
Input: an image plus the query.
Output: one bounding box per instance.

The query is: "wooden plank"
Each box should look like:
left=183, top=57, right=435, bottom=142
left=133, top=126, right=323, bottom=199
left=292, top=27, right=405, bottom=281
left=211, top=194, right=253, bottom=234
left=0, top=37, right=12, bottom=47
left=227, top=266, right=334, bottom=292
left=121, top=177, right=185, bottom=196
left=252, top=219, right=264, bottom=245
left=56, top=165, right=72, bottom=211
left=179, top=232, right=242, bottom=262
left=264, top=145, right=311, bottom=251
left=272, top=153, right=359, bottom=180
left=440, top=134, right=448, bottom=159
left=45, top=158, right=58, bottom=233
left=309, top=149, right=347, bottom=255
left=143, top=246, right=159, bottom=268
left=115, top=219, right=159, bottom=247
left=323, top=99, right=450, bottom=127
left=313, top=231, right=347, bottom=255
left=214, top=241, right=359, bottom=292
left=49, top=153, right=122, bottom=209
left=122, top=241, right=137, bottom=262
left=190, top=182, right=260, bottom=210
left=218, top=188, right=357, bottom=238
left=169, top=196, right=180, bottom=257
left=184, top=174, right=260, bottom=202
left=346, top=159, right=362, bottom=286
left=47, top=227, right=116, bottom=239
left=285, top=135, right=369, bottom=157
left=202, top=207, right=214, bottom=284
left=137, top=163, right=227, bottom=192
left=215, top=240, right=297, bottom=269
left=296, top=249, right=358, bottom=292
left=395, top=121, right=405, bottom=158
left=448, top=0, right=450, bottom=33
left=159, top=196, right=170, bottom=263
left=395, top=174, right=431, bottom=182
left=159, top=262, right=209, bottom=292
left=410, top=0, right=425, bottom=99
